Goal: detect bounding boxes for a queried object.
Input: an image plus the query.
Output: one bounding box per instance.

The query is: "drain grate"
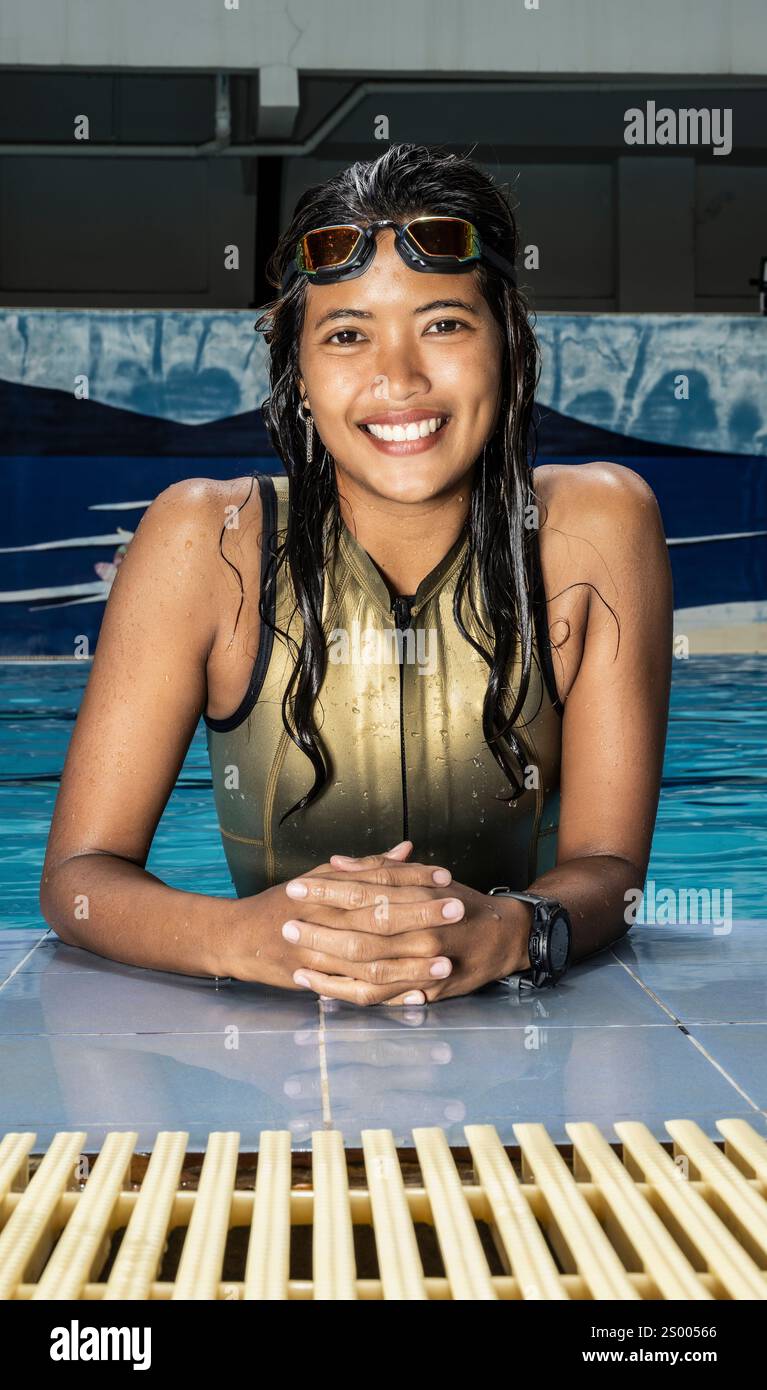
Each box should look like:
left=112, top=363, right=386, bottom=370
left=1, top=1119, right=766, bottom=1299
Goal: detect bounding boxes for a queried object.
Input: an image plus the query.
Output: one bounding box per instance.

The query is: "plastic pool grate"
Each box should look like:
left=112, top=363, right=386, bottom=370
left=1, top=1119, right=766, bottom=1300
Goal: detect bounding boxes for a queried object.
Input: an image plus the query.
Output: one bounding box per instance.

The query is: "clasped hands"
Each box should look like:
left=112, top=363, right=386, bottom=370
left=279, top=839, right=530, bottom=1007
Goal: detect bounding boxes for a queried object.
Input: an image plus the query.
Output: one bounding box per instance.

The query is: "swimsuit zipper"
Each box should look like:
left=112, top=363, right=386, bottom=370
left=391, top=595, right=414, bottom=843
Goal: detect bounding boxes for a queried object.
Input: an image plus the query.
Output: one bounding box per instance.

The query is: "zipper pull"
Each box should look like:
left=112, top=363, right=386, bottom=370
left=392, top=595, right=414, bottom=630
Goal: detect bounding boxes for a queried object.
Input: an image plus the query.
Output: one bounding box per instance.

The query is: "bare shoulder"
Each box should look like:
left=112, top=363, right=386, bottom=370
left=145, top=473, right=263, bottom=568
left=135, top=474, right=261, bottom=543
left=532, top=460, right=661, bottom=526
left=149, top=474, right=262, bottom=530
left=531, top=461, right=665, bottom=583
left=130, top=474, right=264, bottom=649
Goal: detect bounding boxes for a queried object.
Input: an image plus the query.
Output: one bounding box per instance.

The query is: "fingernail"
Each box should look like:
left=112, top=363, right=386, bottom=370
left=282, top=922, right=301, bottom=942
left=403, top=991, right=425, bottom=1004
left=286, top=881, right=308, bottom=898
left=430, top=959, right=452, bottom=977
left=331, top=855, right=357, bottom=865
left=442, top=899, right=464, bottom=919
left=432, top=868, right=452, bottom=885
left=386, top=840, right=411, bottom=854
left=294, top=971, right=312, bottom=987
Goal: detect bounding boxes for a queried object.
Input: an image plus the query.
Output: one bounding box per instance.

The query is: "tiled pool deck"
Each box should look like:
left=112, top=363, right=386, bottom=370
left=1, top=923, right=765, bottom=1152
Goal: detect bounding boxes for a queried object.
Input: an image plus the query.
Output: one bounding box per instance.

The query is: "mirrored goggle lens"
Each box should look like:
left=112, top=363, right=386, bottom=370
left=406, top=218, right=480, bottom=261
left=297, top=226, right=364, bottom=275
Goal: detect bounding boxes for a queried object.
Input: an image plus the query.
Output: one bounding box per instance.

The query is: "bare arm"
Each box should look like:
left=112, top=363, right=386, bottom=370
left=39, top=478, right=251, bottom=978
left=522, top=461, right=674, bottom=965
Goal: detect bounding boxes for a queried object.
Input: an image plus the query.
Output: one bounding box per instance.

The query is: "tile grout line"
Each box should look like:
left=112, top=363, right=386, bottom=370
left=679, top=1029, right=767, bottom=1119
left=610, top=949, right=767, bottom=1118
left=0, top=934, right=53, bottom=993
left=608, top=949, right=694, bottom=1022
left=317, top=999, right=333, bottom=1127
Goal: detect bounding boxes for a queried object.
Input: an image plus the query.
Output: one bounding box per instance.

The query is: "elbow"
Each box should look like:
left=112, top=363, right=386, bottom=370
left=38, top=860, right=75, bottom=945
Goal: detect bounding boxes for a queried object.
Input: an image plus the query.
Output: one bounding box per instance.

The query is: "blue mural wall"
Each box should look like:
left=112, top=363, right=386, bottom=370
left=0, top=309, right=765, bottom=656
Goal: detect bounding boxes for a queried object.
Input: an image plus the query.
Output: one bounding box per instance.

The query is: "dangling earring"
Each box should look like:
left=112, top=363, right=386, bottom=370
left=297, top=395, right=314, bottom=465
left=480, top=441, right=488, bottom=514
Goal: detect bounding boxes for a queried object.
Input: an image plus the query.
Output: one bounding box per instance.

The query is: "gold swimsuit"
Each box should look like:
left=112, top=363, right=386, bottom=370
left=205, top=471, right=563, bottom=897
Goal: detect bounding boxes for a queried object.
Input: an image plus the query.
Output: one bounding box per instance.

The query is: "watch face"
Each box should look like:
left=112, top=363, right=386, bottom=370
left=549, top=914, right=571, bottom=971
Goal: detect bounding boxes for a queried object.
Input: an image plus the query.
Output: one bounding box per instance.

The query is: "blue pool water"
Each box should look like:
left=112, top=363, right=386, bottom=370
left=1, top=654, right=765, bottom=930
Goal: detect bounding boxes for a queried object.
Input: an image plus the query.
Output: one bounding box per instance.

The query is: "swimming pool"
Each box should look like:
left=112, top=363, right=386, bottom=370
left=1, top=653, right=765, bottom=931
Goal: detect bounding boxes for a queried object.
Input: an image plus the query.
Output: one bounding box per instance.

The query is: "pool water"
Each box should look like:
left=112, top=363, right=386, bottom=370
left=1, top=654, right=765, bottom=930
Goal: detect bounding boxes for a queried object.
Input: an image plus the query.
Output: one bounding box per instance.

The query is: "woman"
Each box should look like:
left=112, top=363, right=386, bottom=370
left=40, top=143, right=673, bottom=1007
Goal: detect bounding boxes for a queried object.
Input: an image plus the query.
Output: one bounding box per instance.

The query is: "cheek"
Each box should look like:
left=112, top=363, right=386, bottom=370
left=311, top=365, right=361, bottom=424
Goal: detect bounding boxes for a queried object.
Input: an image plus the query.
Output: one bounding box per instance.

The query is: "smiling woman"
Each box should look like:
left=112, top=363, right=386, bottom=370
left=39, top=143, right=673, bottom=1008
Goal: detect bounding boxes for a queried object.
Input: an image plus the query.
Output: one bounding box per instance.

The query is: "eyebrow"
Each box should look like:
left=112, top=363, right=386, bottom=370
left=313, top=298, right=481, bottom=330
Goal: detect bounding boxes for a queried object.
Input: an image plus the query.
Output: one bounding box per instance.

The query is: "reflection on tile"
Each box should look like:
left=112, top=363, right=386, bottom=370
left=611, top=923, right=767, bottom=1023
left=0, top=960, right=324, bottom=1036
left=614, top=962, right=767, bottom=1025
left=0, top=1030, right=326, bottom=1151
left=686, top=1025, right=767, bottom=1108
left=3, top=927, right=766, bottom=1152
left=613, top=922, right=767, bottom=967
left=2, top=939, right=145, bottom=976
left=319, top=958, right=671, bottom=1033
left=323, top=1024, right=767, bottom=1147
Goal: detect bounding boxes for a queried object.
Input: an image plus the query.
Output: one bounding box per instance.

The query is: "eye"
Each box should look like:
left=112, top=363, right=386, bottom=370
left=325, top=329, right=365, bottom=346
left=425, top=318, right=468, bottom=335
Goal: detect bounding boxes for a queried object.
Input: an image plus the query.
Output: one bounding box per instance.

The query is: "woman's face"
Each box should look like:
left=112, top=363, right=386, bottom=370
left=297, top=228, right=504, bottom=505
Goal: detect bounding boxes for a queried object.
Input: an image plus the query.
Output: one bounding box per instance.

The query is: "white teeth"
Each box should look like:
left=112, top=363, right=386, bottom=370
left=364, top=416, right=447, bottom=441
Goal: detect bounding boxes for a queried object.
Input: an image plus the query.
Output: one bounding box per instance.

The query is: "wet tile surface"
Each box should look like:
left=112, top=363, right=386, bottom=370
left=1, top=926, right=765, bottom=1150
left=685, top=1024, right=767, bottom=1108
left=321, top=1023, right=767, bottom=1147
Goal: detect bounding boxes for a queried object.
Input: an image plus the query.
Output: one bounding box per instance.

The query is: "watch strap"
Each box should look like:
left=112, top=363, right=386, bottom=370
left=488, top=887, right=546, bottom=905
left=488, top=887, right=571, bottom=989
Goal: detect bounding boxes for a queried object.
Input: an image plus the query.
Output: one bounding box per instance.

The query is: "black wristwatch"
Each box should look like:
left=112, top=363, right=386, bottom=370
left=487, top=887, right=572, bottom=989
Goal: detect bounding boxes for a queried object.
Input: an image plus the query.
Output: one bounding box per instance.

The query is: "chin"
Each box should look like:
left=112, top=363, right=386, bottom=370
left=362, top=469, right=454, bottom=503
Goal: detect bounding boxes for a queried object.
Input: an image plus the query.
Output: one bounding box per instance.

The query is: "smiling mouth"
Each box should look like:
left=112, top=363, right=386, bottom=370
left=358, top=416, right=450, bottom=442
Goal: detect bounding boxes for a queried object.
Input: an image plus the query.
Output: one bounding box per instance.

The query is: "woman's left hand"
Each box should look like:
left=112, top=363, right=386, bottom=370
left=282, top=845, right=530, bottom=1006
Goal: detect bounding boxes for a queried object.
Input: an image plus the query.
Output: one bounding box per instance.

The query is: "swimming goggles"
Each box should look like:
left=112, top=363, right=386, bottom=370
left=280, top=216, right=516, bottom=294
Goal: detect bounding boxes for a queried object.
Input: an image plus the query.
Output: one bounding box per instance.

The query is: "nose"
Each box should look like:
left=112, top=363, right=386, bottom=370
left=368, top=345, right=431, bottom=406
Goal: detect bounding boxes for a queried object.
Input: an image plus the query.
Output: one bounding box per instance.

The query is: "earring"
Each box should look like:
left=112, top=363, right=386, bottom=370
left=297, top=395, right=314, bottom=465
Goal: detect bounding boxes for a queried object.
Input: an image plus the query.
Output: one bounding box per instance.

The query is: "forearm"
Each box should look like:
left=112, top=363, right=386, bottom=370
left=40, top=852, right=239, bottom=979
left=525, top=854, right=642, bottom=965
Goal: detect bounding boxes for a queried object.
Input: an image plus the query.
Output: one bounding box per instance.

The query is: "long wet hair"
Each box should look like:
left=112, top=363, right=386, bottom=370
left=235, top=143, right=580, bottom=825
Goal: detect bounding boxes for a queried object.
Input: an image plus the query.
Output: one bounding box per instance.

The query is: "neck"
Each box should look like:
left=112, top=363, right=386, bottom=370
left=333, top=465, right=473, bottom=598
